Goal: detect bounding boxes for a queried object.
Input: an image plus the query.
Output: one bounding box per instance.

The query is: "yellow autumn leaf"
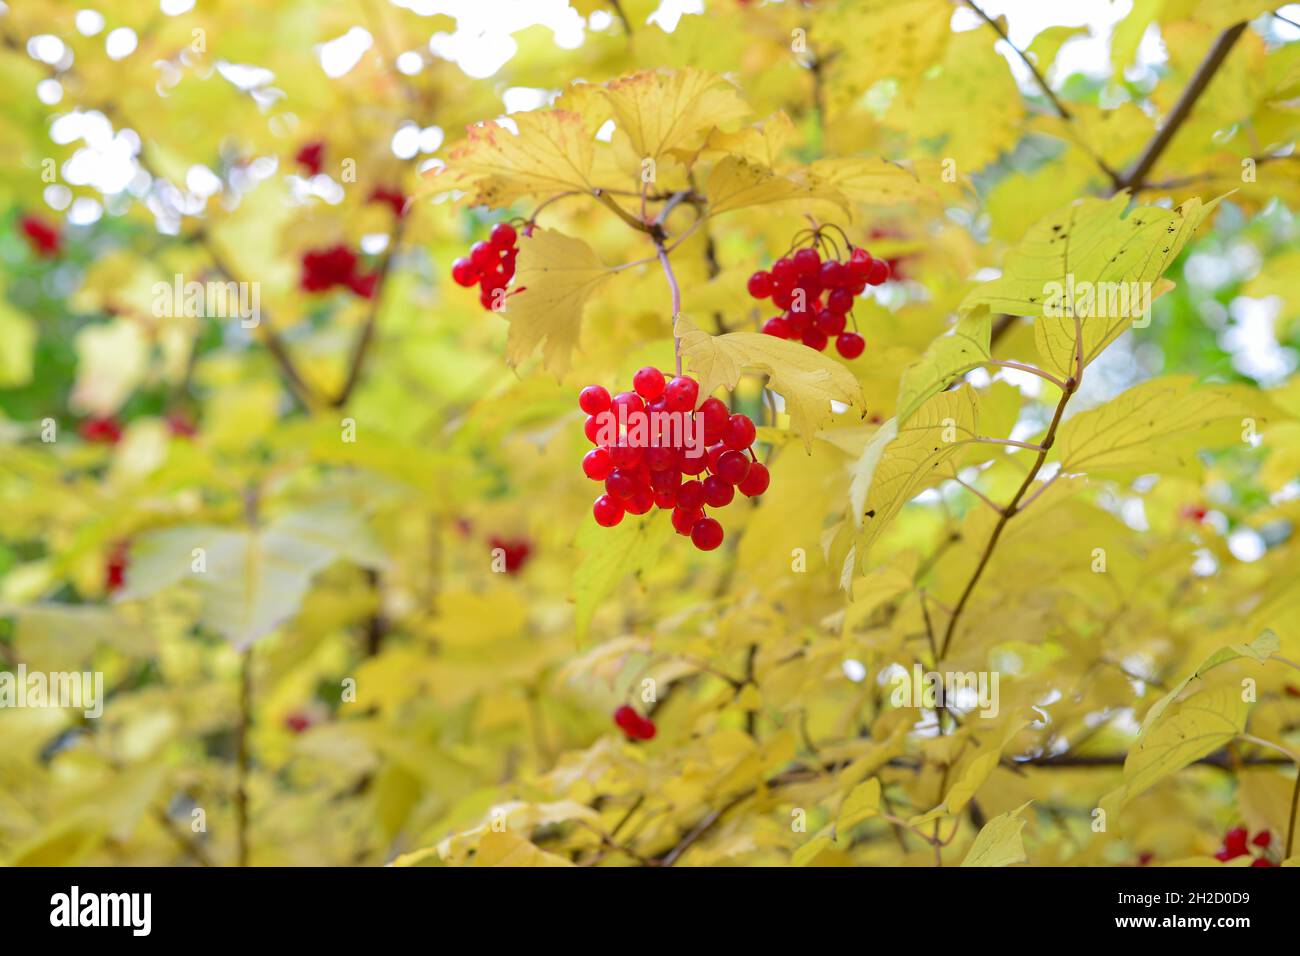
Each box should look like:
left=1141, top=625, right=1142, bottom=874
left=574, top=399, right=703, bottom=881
left=601, top=68, right=748, bottom=163
left=573, top=514, right=673, bottom=639
left=1026, top=25, right=1089, bottom=75
left=440, top=109, right=596, bottom=207
left=703, top=154, right=846, bottom=217
left=959, top=192, right=1222, bottom=379
left=501, top=228, right=615, bottom=376
left=895, top=310, right=993, bottom=426
left=471, top=831, right=575, bottom=867
left=835, top=777, right=882, bottom=838
left=850, top=386, right=980, bottom=557
left=807, top=157, right=938, bottom=207
left=961, top=801, right=1032, bottom=867
left=1053, top=375, right=1265, bottom=478
left=675, top=316, right=864, bottom=450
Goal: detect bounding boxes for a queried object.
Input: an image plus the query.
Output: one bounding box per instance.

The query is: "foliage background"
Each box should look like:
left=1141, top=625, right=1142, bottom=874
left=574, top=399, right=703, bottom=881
left=1, top=0, right=1299, bottom=867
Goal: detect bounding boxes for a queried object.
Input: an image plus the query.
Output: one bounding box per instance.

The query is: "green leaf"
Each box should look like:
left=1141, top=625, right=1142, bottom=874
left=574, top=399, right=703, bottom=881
left=573, top=515, right=672, bottom=639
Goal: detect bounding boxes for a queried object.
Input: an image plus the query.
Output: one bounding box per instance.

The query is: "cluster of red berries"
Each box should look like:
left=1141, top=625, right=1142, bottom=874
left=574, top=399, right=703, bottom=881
left=749, top=242, right=890, bottom=359
left=613, top=705, right=656, bottom=741
left=1215, top=826, right=1277, bottom=866
left=301, top=244, right=376, bottom=299
left=450, top=222, right=525, bottom=311
left=295, top=140, right=326, bottom=176
left=19, top=214, right=61, bottom=258
left=579, top=367, right=769, bottom=552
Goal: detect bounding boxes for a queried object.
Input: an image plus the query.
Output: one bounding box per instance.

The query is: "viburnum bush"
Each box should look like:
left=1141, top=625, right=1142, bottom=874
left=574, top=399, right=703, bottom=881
left=0, top=1, right=1298, bottom=874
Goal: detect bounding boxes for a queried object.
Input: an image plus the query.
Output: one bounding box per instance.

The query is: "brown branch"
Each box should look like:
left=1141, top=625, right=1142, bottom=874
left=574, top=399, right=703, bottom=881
left=154, top=807, right=215, bottom=867
left=939, top=375, right=1076, bottom=660
left=964, top=0, right=1073, bottom=122
left=1116, top=22, right=1249, bottom=191
left=235, top=644, right=252, bottom=867
left=1288, top=768, right=1300, bottom=859
left=331, top=215, right=407, bottom=407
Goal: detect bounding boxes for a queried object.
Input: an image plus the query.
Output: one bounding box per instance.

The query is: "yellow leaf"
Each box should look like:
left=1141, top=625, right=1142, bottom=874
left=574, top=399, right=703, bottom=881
left=1120, top=685, right=1250, bottom=804
left=835, top=778, right=881, bottom=837
left=602, top=68, right=748, bottom=164
left=961, top=801, right=1032, bottom=867
left=0, top=299, right=36, bottom=387
left=807, top=157, right=938, bottom=207
left=703, top=155, right=845, bottom=217
left=502, top=229, right=615, bottom=376
left=1053, top=375, right=1265, bottom=478
left=959, top=192, right=1222, bottom=379
left=791, top=833, right=834, bottom=867
left=675, top=316, right=864, bottom=451
left=1026, top=25, right=1090, bottom=75
left=471, top=831, right=575, bottom=867
left=850, top=387, right=980, bottom=558
left=895, top=310, right=992, bottom=426
left=441, top=110, right=595, bottom=207
left=573, top=514, right=673, bottom=639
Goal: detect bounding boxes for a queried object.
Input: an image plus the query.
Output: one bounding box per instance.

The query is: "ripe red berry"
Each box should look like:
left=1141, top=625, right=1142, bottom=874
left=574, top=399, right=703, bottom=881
left=579, top=385, right=611, bottom=415
left=801, top=327, right=828, bottom=351
left=836, top=332, right=865, bottom=359
left=606, top=468, right=640, bottom=499
left=676, top=479, right=706, bottom=511
left=866, top=259, right=890, bottom=285
left=679, top=447, right=709, bottom=476
left=593, top=494, right=625, bottom=527
left=632, top=366, right=666, bottom=401
left=762, top=316, right=791, bottom=338
left=295, top=140, right=325, bottom=176
left=820, top=260, right=847, bottom=288
left=284, top=711, right=313, bottom=734
left=80, top=416, right=123, bottom=444
left=772, top=285, right=794, bottom=310
left=826, top=288, right=854, bottom=315
left=583, top=448, right=613, bottom=481
left=715, top=450, right=751, bottom=485
left=105, top=540, right=129, bottom=592
left=1250, top=858, right=1277, bottom=867
left=649, top=468, right=681, bottom=493
left=664, top=376, right=700, bottom=412
left=691, top=516, right=724, bottom=551
left=723, top=413, right=756, bottom=451
left=816, top=309, right=846, bottom=336
left=738, top=460, right=770, bottom=497
left=653, top=489, right=677, bottom=509
left=472, top=241, right=499, bottom=271
left=702, top=475, right=734, bottom=507
left=1251, top=830, right=1271, bottom=848
left=585, top=412, right=615, bottom=445
left=626, top=489, right=654, bottom=515
left=747, top=271, right=774, bottom=298
left=451, top=257, right=479, bottom=287
left=771, top=257, right=797, bottom=286
left=613, top=705, right=640, bottom=736
left=20, top=214, right=62, bottom=257
left=672, top=506, right=703, bottom=536
left=699, top=397, right=729, bottom=443
left=792, top=247, right=821, bottom=276
left=489, top=222, right=517, bottom=250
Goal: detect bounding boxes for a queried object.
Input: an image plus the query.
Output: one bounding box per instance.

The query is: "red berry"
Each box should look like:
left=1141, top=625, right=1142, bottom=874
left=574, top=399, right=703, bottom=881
left=801, top=327, right=828, bottom=351
left=369, top=186, right=407, bottom=217
left=701, top=475, right=734, bottom=507
left=691, top=517, right=724, bottom=551
left=80, top=416, right=123, bottom=444
left=579, top=385, right=611, bottom=415
left=488, top=535, right=532, bottom=574
left=826, top=288, right=854, bottom=315
left=295, top=140, right=325, bottom=176
left=606, top=468, right=640, bottom=499
left=836, top=332, right=865, bottom=359
left=626, top=489, right=654, bottom=515
left=451, top=257, right=479, bottom=287
left=105, top=540, right=129, bottom=592
left=747, top=271, right=774, bottom=298
left=664, top=376, right=700, bottom=412
left=1222, top=826, right=1249, bottom=858
left=653, top=490, right=677, bottom=509
left=284, top=711, right=313, bottom=734
left=706, top=442, right=727, bottom=474
left=792, top=247, right=821, bottom=276
left=613, top=705, right=640, bottom=736
left=593, top=494, right=625, bottom=527
left=715, top=450, right=751, bottom=485
left=1250, top=858, right=1277, bottom=867
left=738, top=460, right=769, bottom=497
left=469, top=241, right=498, bottom=271
left=1251, top=830, right=1271, bottom=848
left=672, top=506, right=703, bottom=535
left=679, top=447, right=709, bottom=476
left=645, top=446, right=678, bottom=472
left=676, top=480, right=706, bottom=511
left=772, top=284, right=794, bottom=310
left=632, top=366, right=666, bottom=401
left=816, top=309, right=846, bottom=336
left=635, top=715, right=656, bottom=740
left=489, top=222, right=517, bottom=250
left=723, top=413, right=756, bottom=451
left=785, top=310, right=811, bottom=336
left=866, top=259, right=890, bottom=285
left=820, top=260, right=848, bottom=288
left=762, top=316, right=791, bottom=338
left=585, top=412, right=615, bottom=445
left=649, top=468, right=681, bottom=494
left=612, top=390, right=645, bottom=417
left=699, top=397, right=729, bottom=443
left=583, top=448, right=613, bottom=481
left=771, top=257, right=797, bottom=286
